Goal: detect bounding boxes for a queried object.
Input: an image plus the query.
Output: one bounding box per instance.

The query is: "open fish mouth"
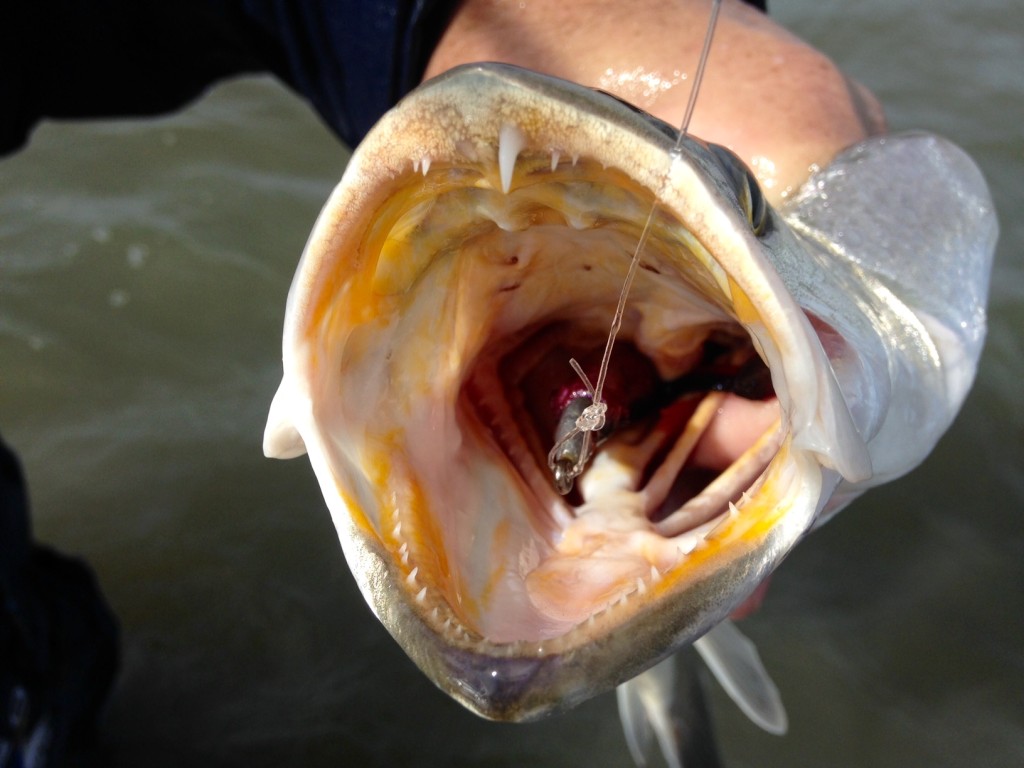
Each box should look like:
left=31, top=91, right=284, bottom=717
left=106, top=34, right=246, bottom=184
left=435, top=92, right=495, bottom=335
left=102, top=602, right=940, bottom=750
left=265, top=63, right=877, bottom=720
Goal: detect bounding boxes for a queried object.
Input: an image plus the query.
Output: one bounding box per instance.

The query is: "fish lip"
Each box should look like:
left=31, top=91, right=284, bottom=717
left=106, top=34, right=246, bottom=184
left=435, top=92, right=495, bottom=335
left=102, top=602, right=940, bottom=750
left=266, top=62, right=867, bottom=719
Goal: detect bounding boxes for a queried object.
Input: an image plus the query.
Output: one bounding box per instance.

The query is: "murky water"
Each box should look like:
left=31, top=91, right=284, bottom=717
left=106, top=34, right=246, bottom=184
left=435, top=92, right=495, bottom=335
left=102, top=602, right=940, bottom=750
left=1, top=0, right=1021, bottom=765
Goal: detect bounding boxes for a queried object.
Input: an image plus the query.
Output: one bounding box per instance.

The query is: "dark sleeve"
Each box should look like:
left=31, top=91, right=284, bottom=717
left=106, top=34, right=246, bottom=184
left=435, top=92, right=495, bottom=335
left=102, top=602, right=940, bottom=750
left=0, top=0, right=458, bottom=156
left=0, top=437, right=31, bottom=581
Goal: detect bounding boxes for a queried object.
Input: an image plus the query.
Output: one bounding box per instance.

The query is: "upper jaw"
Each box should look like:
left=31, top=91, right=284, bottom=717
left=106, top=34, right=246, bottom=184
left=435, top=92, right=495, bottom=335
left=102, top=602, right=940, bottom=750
left=265, top=63, right=869, bottom=719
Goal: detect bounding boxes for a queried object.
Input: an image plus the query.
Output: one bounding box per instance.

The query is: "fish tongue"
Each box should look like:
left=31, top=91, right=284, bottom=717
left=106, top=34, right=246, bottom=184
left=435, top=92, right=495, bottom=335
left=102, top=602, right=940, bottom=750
left=524, top=552, right=648, bottom=624
left=523, top=492, right=679, bottom=624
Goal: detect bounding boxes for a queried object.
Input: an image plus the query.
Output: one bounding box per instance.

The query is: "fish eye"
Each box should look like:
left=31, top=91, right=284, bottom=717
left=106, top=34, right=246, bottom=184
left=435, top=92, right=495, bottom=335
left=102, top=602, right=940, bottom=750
left=707, top=144, right=769, bottom=237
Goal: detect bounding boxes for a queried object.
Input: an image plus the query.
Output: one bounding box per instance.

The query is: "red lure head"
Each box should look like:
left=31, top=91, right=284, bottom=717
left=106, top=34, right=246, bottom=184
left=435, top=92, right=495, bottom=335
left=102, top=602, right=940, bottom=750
left=550, top=345, right=660, bottom=430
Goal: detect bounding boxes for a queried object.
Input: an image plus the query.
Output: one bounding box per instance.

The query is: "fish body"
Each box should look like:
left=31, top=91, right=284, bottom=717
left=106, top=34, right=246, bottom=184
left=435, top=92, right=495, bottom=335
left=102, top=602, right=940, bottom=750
left=264, top=64, right=995, bottom=723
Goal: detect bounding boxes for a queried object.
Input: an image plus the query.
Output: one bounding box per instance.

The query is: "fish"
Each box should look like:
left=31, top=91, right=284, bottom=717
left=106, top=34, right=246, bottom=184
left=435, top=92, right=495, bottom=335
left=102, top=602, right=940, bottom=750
left=262, top=61, right=996, bottom=756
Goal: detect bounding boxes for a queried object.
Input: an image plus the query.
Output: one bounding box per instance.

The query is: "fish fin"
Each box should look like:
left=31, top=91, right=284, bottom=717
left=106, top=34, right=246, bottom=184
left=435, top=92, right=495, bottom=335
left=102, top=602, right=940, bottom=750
left=694, top=619, right=787, bottom=735
left=616, top=655, right=682, bottom=768
left=263, top=383, right=307, bottom=459
left=616, top=676, right=652, bottom=767
left=617, top=650, right=725, bottom=768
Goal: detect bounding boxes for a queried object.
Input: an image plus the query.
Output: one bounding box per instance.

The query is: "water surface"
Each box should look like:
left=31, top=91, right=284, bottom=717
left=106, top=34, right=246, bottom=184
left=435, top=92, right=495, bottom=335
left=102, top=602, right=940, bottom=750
left=1, top=0, right=1021, bottom=765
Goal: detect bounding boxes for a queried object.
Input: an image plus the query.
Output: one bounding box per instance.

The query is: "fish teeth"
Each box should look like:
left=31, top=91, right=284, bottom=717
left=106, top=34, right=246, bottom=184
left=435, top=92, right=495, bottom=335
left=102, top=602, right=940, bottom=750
left=406, top=566, right=419, bottom=586
left=498, top=123, right=525, bottom=194
left=415, top=586, right=427, bottom=603
left=550, top=149, right=560, bottom=172
left=704, top=501, right=743, bottom=542
left=568, top=573, right=663, bottom=634
left=411, top=153, right=432, bottom=176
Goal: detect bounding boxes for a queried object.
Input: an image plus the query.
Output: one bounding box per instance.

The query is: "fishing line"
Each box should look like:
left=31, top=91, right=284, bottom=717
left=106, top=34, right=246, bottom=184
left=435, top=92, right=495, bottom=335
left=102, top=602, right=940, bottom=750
left=548, top=0, right=723, bottom=493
